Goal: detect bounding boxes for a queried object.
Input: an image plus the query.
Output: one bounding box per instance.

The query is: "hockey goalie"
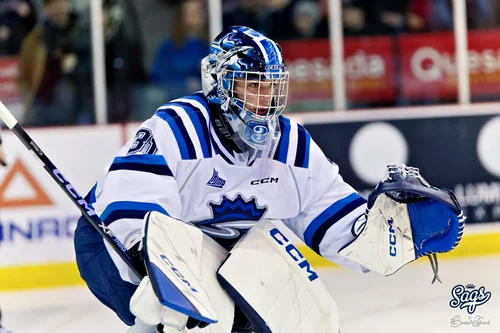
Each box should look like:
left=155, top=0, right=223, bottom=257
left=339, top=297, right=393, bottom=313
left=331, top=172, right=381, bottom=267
left=73, top=26, right=465, bottom=333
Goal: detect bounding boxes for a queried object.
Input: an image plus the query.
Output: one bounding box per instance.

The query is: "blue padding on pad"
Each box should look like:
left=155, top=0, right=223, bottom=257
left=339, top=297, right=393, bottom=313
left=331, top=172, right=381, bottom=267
left=143, top=212, right=216, bottom=324
left=408, top=200, right=460, bottom=257
left=148, top=263, right=216, bottom=324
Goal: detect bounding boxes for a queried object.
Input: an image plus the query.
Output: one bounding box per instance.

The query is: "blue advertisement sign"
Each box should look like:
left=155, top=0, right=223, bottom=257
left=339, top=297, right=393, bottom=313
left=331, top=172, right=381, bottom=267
left=305, top=115, right=500, bottom=223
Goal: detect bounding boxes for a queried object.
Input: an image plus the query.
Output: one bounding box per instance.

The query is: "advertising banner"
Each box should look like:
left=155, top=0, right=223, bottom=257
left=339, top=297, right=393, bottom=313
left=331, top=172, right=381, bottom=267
left=0, top=57, right=20, bottom=103
left=0, top=126, right=123, bottom=267
left=280, top=29, right=500, bottom=104
left=400, top=29, right=500, bottom=100
left=305, top=114, right=500, bottom=224
left=279, top=36, right=396, bottom=104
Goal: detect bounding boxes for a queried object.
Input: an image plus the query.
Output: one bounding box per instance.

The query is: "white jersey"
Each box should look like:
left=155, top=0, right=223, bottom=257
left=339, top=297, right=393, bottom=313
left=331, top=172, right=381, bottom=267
left=87, top=92, right=368, bottom=283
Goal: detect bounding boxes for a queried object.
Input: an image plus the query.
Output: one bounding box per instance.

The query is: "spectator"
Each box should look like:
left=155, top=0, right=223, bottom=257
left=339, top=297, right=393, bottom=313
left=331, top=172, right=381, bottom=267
left=102, top=0, right=147, bottom=123
left=266, top=0, right=295, bottom=40
left=342, top=0, right=435, bottom=36
left=343, top=0, right=366, bottom=36
left=291, top=1, right=328, bottom=39
left=17, top=0, right=92, bottom=126
left=129, top=0, right=174, bottom=67
left=407, top=0, right=432, bottom=33
left=223, top=0, right=264, bottom=33
left=265, top=0, right=328, bottom=40
left=466, top=0, right=494, bottom=29
left=430, top=0, right=453, bottom=32
left=0, top=0, right=38, bottom=55
left=430, top=0, right=492, bottom=31
left=150, top=0, right=208, bottom=99
left=359, top=0, right=411, bottom=35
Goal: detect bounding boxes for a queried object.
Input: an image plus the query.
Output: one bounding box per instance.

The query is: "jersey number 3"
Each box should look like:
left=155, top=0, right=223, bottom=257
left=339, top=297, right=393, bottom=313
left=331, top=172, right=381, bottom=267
left=128, top=128, right=158, bottom=155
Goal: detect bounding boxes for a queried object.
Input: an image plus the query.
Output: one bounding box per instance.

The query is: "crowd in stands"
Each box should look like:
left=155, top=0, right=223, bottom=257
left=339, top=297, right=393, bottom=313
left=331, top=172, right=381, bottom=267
left=1, top=0, right=500, bottom=126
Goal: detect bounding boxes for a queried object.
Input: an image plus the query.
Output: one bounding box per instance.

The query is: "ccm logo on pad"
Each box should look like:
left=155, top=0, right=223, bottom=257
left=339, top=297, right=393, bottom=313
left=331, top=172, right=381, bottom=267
left=160, top=254, right=198, bottom=293
left=270, top=228, right=318, bottom=282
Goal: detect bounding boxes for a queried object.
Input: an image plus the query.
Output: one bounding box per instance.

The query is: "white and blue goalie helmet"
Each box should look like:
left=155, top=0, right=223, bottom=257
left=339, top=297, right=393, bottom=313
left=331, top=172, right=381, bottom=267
left=201, top=26, right=289, bottom=151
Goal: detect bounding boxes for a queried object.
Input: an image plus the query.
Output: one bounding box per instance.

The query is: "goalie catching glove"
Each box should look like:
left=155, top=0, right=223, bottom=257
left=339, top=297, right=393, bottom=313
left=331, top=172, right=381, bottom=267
left=339, top=164, right=465, bottom=283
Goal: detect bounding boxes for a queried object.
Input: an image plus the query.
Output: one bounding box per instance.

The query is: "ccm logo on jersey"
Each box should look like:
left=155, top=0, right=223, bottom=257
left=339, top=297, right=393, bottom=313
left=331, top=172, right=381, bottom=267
left=250, top=177, right=279, bottom=185
left=160, top=254, right=198, bottom=293
left=388, top=218, right=396, bottom=257
left=270, top=228, right=318, bottom=282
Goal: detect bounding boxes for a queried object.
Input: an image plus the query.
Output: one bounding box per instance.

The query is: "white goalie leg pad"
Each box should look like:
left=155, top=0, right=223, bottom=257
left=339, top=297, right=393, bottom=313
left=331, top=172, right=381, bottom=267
left=144, top=212, right=235, bottom=333
left=217, top=219, right=339, bottom=333
left=193, top=231, right=235, bottom=333
left=338, top=195, right=416, bottom=276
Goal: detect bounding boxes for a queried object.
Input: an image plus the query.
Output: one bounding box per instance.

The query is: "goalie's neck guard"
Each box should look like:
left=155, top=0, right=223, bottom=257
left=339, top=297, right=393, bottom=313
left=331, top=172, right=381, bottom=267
left=208, top=101, right=281, bottom=161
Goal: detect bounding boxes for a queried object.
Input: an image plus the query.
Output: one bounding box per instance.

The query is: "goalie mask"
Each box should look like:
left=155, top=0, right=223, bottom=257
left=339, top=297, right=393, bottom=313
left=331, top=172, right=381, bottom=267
left=201, top=26, right=289, bottom=151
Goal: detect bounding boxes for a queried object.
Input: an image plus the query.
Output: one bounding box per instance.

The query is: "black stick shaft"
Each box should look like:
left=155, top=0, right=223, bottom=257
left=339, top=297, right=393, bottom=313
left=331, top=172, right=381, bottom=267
left=10, top=122, right=141, bottom=279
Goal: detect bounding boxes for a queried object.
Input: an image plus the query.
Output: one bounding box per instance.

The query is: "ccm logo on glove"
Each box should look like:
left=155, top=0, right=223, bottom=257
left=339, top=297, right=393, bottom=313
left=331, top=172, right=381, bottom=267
left=160, top=254, right=198, bottom=293
left=388, top=218, right=396, bottom=257
left=270, top=228, right=318, bottom=281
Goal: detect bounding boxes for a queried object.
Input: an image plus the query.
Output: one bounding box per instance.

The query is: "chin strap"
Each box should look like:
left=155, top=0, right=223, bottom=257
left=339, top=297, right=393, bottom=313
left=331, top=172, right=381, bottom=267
left=221, top=98, right=230, bottom=111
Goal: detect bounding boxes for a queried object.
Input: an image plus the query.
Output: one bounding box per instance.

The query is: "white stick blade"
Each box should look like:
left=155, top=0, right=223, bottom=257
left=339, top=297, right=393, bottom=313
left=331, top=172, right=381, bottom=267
left=0, top=100, right=19, bottom=129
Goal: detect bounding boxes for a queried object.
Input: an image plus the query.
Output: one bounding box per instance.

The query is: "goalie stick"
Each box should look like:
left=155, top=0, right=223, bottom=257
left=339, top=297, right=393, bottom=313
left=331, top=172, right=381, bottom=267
left=0, top=100, right=219, bottom=326
left=0, top=100, right=142, bottom=279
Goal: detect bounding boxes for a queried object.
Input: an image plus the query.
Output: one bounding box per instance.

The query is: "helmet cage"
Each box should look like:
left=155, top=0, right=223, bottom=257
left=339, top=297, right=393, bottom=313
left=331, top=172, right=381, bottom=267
left=218, top=69, right=289, bottom=122
left=201, top=29, right=290, bottom=151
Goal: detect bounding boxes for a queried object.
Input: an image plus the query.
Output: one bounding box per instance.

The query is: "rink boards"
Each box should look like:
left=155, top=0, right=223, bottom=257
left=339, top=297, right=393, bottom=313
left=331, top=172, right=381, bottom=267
left=1, top=227, right=500, bottom=291
left=1, top=108, right=500, bottom=291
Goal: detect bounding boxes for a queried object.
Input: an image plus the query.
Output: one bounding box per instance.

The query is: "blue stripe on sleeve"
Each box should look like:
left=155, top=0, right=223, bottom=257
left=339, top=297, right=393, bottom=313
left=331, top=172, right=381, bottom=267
left=171, top=102, right=211, bottom=158
left=193, top=111, right=212, bottom=158
left=85, top=183, right=97, bottom=209
left=188, top=92, right=210, bottom=110
left=103, top=209, right=151, bottom=226
left=101, top=201, right=169, bottom=225
left=156, top=108, right=196, bottom=160
left=273, top=118, right=283, bottom=161
left=112, top=154, right=167, bottom=165
left=109, top=155, right=173, bottom=176
left=295, top=125, right=311, bottom=168
left=304, top=193, right=367, bottom=254
left=277, top=117, right=290, bottom=163
left=303, top=126, right=311, bottom=168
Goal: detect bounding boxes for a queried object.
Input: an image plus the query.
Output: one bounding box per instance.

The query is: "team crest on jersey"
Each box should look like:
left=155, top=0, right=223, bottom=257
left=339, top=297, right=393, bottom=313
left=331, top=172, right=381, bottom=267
left=195, top=194, right=267, bottom=248
left=206, top=168, right=226, bottom=188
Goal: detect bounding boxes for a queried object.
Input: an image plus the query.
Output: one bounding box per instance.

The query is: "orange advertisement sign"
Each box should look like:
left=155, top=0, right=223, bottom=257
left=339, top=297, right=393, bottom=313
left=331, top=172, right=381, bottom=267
left=0, top=158, right=53, bottom=208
